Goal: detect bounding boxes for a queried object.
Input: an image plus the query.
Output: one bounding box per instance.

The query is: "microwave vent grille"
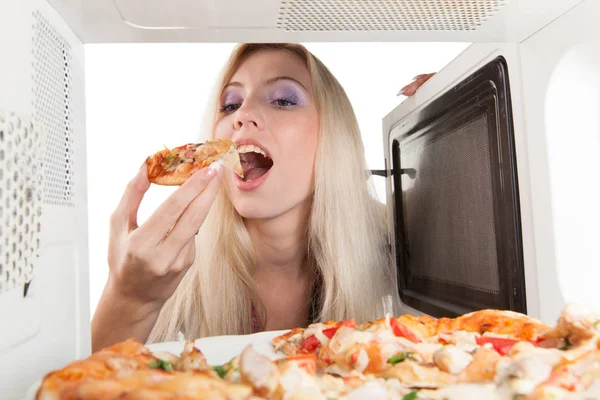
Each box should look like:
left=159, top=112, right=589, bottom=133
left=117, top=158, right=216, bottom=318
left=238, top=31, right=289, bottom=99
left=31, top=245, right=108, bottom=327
left=32, top=10, right=75, bottom=207
left=277, top=0, right=510, bottom=32
left=0, top=110, right=45, bottom=295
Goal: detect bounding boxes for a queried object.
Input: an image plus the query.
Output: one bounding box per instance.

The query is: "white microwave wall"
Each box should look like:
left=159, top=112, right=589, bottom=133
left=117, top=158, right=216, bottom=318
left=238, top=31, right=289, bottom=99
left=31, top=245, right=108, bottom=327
left=0, top=1, right=90, bottom=398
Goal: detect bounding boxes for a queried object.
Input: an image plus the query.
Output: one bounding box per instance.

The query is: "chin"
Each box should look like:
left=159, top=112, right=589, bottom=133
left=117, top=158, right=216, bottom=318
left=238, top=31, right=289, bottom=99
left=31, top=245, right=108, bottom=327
left=232, top=202, right=277, bottom=220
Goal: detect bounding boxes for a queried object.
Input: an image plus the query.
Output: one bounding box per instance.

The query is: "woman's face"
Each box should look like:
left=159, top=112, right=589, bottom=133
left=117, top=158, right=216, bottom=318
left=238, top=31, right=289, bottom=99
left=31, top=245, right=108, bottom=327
left=214, top=50, right=319, bottom=220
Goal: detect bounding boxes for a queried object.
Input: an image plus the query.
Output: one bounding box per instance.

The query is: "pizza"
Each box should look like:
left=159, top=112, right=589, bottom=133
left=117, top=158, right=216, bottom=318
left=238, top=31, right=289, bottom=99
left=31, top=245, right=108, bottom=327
left=146, top=138, right=243, bottom=186
left=35, top=304, right=600, bottom=399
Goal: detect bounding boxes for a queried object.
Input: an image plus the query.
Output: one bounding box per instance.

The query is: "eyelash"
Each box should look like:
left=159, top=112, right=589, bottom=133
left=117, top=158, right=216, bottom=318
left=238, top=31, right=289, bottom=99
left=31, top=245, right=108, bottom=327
left=218, top=98, right=298, bottom=114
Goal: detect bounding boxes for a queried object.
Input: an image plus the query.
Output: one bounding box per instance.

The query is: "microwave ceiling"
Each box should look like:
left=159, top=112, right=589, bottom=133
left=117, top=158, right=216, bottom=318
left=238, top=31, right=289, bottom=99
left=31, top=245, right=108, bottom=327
left=49, top=0, right=582, bottom=44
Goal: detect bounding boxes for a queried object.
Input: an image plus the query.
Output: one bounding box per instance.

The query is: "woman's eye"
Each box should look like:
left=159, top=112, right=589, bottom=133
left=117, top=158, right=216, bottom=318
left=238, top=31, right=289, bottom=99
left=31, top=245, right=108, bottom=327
left=219, top=103, right=241, bottom=113
left=273, top=99, right=296, bottom=108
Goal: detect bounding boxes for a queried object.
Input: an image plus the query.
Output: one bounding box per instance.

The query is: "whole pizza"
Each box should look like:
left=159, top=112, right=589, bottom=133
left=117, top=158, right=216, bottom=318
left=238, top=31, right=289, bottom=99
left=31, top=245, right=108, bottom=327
left=35, top=304, right=600, bottom=399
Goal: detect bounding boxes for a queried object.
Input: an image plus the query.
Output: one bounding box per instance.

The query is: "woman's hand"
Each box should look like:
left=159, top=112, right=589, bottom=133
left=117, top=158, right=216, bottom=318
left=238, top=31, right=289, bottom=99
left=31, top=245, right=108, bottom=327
left=108, top=162, right=223, bottom=304
left=397, top=73, right=436, bottom=97
left=92, top=162, right=223, bottom=350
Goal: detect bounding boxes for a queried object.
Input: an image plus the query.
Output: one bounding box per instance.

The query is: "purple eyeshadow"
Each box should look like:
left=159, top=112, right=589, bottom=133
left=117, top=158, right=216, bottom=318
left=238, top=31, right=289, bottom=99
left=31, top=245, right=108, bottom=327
left=271, top=85, right=305, bottom=105
left=222, top=91, right=242, bottom=105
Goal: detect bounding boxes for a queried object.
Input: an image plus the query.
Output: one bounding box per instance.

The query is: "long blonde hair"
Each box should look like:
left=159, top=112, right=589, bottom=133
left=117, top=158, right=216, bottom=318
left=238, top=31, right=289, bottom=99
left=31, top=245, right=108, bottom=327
left=148, top=43, right=400, bottom=342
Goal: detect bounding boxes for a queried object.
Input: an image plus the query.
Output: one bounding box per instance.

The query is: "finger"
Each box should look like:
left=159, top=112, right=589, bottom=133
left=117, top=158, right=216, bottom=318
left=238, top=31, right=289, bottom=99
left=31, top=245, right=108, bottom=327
left=170, top=236, right=197, bottom=274
left=412, top=72, right=435, bottom=81
left=110, top=163, right=151, bottom=233
left=398, top=81, right=420, bottom=96
left=143, top=163, right=222, bottom=244
left=152, top=231, right=196, bottom=277
left=397, top=73, right=436, bottom=97
left=160, top=166, right=223, bottom=253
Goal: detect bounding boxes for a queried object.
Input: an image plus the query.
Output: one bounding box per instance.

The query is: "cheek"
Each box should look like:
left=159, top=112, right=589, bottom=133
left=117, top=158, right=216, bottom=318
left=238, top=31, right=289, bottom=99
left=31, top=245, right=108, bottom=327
left=278, top=113, right=319, bottom=178
left=213, top=118, right=231, bottom=140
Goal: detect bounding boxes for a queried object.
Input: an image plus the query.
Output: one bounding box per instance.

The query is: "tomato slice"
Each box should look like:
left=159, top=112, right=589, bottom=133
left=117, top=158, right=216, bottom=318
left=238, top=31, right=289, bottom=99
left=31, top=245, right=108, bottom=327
left=340, top=319, right=356, bottom=329
left=301, top=335, right=321, bottom=352
left=389, top=318, right=421, bottom=343
left=476, top=337, right=519, bottom=355
left=322, top=327, right=338, bottom=339
left=277, top=354, right=317, bottom=375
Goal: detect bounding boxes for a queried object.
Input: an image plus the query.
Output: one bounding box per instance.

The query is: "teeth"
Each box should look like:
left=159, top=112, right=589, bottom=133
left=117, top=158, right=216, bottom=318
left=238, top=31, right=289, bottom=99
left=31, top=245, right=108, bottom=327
left=238, top=144, right=269, bottom=158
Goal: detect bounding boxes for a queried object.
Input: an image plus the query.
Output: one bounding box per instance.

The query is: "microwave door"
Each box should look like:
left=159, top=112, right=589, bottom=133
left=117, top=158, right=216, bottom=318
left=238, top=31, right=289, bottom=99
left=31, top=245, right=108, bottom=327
left=385, top=57, right=525, bottom=318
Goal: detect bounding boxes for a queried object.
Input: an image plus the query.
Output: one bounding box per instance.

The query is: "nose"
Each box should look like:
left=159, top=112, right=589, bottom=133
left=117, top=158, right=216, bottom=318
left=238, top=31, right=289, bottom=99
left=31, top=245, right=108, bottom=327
left=233, top=98, right=262, bottom=131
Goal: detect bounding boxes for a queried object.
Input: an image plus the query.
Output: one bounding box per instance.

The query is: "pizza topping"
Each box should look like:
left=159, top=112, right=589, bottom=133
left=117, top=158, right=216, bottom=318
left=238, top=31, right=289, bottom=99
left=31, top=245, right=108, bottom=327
left=543, top=303, right=599, bottom=346
left=507, top=341, right=565, bottom=366
left=213, top=362, right=233, bottom=378
left=175, top=342, right=209, bottom=372
left=390, top=318, right=422, bottom=343
left=476, top=337, right=520, bottom=356
left=387, top=352, right=415, bottom=366
left=409, top=343, right=444, bottom=364
left=278, top=360, right=325, bottom=399
left=302, top=335, right=323, bottom=352
left=276, top=354, right=317, bottom=375
left=148, top=358, right=173, bottom=371
left=438, top=331, right=478, bottom=352
left=329, top=328, right=373, bottom=354
left=385, top=360, right=458, bottom=387
left=494, top=357, right=553, bottom=395
left=104, top=357, right=139, bottom=377
left=239, top=345, right=280, bottom=397
left=351, top=348, right=370, bottom=372
left=433, top=346, right=473, bottom=375
left=542, top=367, right=580, bottom=391
left=345, top=381, right=392, bottom=400
left=402, top=390, right=419, bottom=400
left=458, top=347, right=502, bottom=383
left=301, top=320, right=358, bottom=352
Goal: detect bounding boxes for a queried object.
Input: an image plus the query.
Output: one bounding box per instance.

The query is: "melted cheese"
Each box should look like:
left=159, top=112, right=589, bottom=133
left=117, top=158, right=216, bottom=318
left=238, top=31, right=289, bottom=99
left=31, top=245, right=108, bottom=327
left=433, top=345, right=473, bottom=374
left=329, top=328, right=373, bottom=354
left=429, top=383, right=508, bottom=400
left=495, top=357, right=552, bottom=395
left=279, top=363, right=325, bottom=400
left=345, top=381, right=390, bottom=400
left=304, top=323, right=333, bottom=347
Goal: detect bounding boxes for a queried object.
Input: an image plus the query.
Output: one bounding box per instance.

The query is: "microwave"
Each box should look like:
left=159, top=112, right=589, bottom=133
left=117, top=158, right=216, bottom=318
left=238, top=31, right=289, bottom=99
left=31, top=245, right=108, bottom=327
left=1, top=0, right=598, bottom=398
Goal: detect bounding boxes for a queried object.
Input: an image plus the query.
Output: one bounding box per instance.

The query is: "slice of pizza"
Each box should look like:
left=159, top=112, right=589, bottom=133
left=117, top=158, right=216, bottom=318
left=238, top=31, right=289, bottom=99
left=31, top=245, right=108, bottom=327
left=35, top=338, right=254, bottom=400
left=271, top=310, right=553, bottom=382
left=146, top=138, right=243, bottom=186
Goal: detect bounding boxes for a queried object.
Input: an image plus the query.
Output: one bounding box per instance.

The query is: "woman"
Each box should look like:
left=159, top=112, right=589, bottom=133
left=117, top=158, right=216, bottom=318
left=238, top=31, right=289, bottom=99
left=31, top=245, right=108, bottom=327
left=91, top=43, right=433, bottom=351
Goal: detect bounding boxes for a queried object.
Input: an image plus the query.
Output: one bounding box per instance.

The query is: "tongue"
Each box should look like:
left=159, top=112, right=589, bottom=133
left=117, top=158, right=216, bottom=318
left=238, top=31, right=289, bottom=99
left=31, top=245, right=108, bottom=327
left=241, top=152, right=272, bottom=181
left=244, top=167, right=269, bottom=181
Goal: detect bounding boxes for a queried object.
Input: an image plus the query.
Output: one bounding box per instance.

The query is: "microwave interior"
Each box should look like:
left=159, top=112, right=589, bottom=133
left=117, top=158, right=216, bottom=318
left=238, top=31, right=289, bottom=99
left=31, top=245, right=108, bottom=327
left=2, top=0, right=600, bottom=398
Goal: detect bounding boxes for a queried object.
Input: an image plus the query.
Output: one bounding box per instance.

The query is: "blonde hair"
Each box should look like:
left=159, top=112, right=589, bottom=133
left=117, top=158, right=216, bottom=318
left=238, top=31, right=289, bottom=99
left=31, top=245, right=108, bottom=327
left=148, top=43, right=400, bottom=342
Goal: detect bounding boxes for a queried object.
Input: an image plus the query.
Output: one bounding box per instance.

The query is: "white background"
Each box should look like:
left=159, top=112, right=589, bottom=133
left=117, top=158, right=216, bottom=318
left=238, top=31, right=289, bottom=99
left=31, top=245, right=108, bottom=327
left=85, top=42, right=470, bottom=318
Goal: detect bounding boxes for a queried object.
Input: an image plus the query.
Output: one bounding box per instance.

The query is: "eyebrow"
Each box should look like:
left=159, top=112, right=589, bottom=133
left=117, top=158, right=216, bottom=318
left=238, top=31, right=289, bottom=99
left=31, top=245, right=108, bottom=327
left=224, top=76, right=308, bottom=91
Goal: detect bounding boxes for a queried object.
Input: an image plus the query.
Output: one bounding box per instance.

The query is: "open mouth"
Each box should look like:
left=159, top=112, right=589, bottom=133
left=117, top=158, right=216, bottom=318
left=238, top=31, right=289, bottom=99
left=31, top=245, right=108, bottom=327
left=238, top=144, right=274, bottom=182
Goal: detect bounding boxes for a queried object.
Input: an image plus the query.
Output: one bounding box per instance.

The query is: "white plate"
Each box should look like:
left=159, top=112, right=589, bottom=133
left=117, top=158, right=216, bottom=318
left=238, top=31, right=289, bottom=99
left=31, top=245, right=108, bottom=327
left=24, top=330, right=288, bottom=400
left=147, top=329, right=287, bottom=364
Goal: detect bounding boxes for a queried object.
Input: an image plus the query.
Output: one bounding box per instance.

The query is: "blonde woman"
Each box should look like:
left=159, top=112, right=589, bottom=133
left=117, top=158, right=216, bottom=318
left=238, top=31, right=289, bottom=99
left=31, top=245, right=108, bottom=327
left=92, top=43, right=432, bottom=351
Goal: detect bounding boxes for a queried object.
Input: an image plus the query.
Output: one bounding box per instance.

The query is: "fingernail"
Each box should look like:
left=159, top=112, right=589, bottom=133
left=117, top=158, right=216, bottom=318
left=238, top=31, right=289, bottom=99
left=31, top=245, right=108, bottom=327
left=413, top=74, right=425, bottom=80
left=396, top=87, right=407, bottom=96
left=206, top=161, right=222, bottom=177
